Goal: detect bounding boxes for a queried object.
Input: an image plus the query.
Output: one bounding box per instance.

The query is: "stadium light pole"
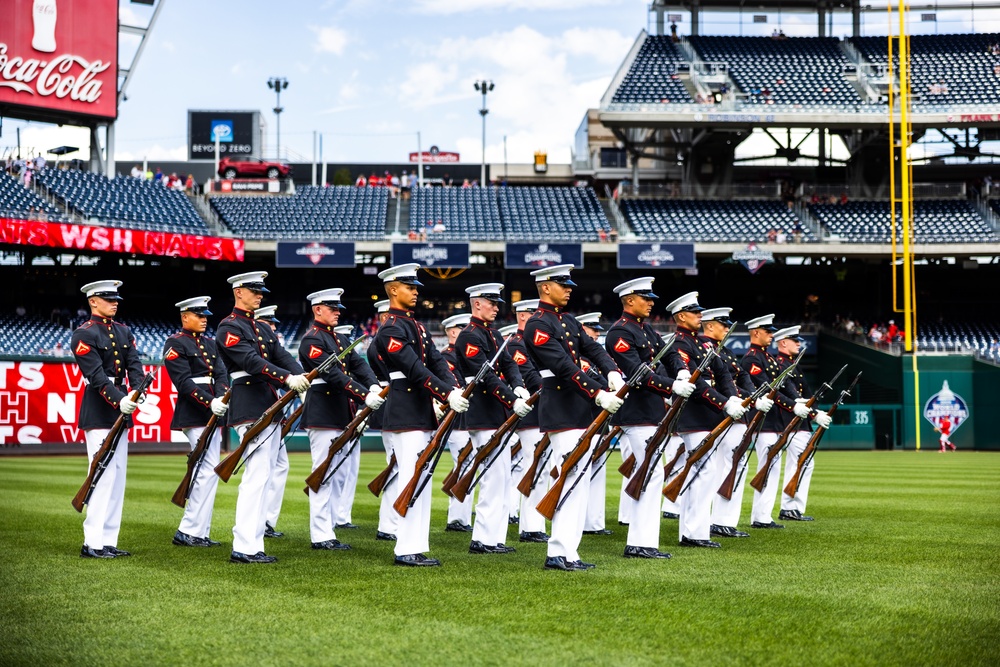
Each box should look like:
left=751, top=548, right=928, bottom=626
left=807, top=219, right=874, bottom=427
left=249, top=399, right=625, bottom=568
left=474, top=80, right=494, bottom=185
left=267, top=77, right=289, bottom=160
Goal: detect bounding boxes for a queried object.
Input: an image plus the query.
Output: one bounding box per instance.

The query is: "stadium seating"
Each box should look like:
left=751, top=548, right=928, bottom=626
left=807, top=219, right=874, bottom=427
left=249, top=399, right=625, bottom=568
left=36, top=169, right=207, bottom=233
left=809, top=200, right=998, bottom=243
left=850, top=33, right=1000, bottom=106
left=0, top=315, right=73, bottom=356
left=611, top=35, right=694, bottom=104
left=409, top=186, right=503, bottom=240
left=689, top=36, right=864, bottom=107
left=498, top=186, right=611, bottom=241
left=211, top=185, right=387, bottom=240
left=917, top=321, right=1000, bottom=357
left=621, top=199, right=816, bottom=243
left=0, top=170, right=61, bottom=219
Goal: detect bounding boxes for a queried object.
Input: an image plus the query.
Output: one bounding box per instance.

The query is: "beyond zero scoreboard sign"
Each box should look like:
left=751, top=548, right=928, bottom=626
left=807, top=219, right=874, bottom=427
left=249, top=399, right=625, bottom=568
left=188, top=110, right=262, bottom=160
left=0, top=0, right=119, bottom=120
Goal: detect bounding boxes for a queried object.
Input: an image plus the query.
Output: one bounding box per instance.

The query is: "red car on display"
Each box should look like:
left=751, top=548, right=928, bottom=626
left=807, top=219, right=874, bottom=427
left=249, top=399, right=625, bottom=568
left=218, top=157, right=292, bottom=180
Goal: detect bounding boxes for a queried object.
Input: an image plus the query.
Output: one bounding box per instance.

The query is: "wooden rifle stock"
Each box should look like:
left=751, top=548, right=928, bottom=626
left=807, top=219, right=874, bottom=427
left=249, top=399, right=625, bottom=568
left=72, top=372, right=155, bottom=512
left=304, top=386, right=389, bottom=493
left=748, top=396, right=818, bottom=492
left=281, top=404, right=304, bottom=439
left=591, top=425, right=622, bottom=465
left=368, top=453, right=397, bottom=497
left=171, top=390, right=231, bottom=508
left=510, top=442, right=522, bottom=460
left=662, top=439, right=686, bottom=480
left=441, top=440, right=473, bottom=497
left=516, top=433, right=551, bottom=497
left=717, top=409, right=765, bottom=500
left=618, top=453, right=636, bottom=478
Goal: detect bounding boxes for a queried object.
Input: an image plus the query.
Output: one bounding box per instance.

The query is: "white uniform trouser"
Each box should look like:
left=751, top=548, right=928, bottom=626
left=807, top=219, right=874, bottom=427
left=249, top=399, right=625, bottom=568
left=750, top=432, right=783, bottom=524
left=446, top=429, right=473, bottom=525
left=377, top=433, right=399, bottom=536
left=508, top=434, right=524, bottom=519
left=265, top=440, right=289, bottom=528
left=470, top=429, right=512, bottom=546
left=232, top=422, right=282, bottom=555
left=585, top=453, right=606, bottom=531
left=334, top=435, right=362, bottom=526
left=307, top=428, right=345, bottom=543
left=678, top=431, right=719, bottom=542
left=517, top=428, right=548, bottom=534
left=710, top=423, right=748, bottom=529
left=622, top=426, right=663, bottom=549
left=661, top=435, right=685, bottom=516
left=177, top=426, right=221, bottom=539
left=546, top=429, right=593, bottom=562
left=386, top=430, right=434, bottom=556
left=83, top=429, right=129, bottom=550
left=780, top=431, right=813, bottom=513
left=617, top=432, right=633, bottom=524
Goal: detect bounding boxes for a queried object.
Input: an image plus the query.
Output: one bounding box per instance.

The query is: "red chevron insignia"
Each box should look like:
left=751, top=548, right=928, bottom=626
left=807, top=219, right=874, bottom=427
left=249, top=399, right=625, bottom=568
left=387, top=338, right=404, bottom=353
left=533, top=330, right=550, bottom=346
left=678, top=350, right=690, bottom=364
left=749, top=363, right=763, bottom=376
left=465, top=343, right=480, bottom=358
left=512, top=350, right=528, bottom=365
left=75, top=341, right=91, bottom=355
left=164, top=348, right=180, bottom=361
left=613, top=338, right=630, bottom=353
left=308, top=345, right=323, bottom=359
left=223, top=333, right=240, bottom=347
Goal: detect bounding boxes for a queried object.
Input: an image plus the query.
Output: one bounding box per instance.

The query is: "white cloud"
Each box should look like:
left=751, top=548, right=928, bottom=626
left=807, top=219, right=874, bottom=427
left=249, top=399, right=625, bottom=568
left=560, top=27, right=635, bottom=65
left=414, top=0, right=618, bottom=15
left=312, top=25, right=350, bottom=55
left=398, top=62, right=460, bottom=109
left=115, top=144, right=188, bottom=163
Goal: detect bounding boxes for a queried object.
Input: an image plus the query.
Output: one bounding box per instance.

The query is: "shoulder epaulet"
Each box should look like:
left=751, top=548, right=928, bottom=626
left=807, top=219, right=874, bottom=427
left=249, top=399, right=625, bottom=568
left=77, top=321, right=94, bottom=331
left=167, top=332, right=184, bottom=340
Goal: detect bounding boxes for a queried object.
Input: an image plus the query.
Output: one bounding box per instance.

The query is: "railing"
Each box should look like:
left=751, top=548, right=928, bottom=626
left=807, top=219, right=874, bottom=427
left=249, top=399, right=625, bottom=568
left=801, top=183, right=967, bottom=201
left=621, top=182, right=781, bottom=199
left=601, top=99, right=994, bottom=114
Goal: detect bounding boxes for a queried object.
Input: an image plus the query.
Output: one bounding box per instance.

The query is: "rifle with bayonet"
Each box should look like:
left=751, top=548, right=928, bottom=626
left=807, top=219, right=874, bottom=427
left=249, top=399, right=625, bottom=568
left=784, top=371, right=861, bottom=497
left=171, top=389, right=231, bottom=508
left=368, top=453, right=396, bottom=497
left=281, top=403, right=304, bottom=439
left=215, top=336, right=365, bottom=483
left=393, top=335, right=512, bottom=517
left=440, top=439, right=474, bottom=497
left=73, top=371, right=156, bottom=512
left=589, top=425, right=623, bottom=480
left=749, top=364, right=846, bottom=493
left=516, top=433, right=552, bottom=497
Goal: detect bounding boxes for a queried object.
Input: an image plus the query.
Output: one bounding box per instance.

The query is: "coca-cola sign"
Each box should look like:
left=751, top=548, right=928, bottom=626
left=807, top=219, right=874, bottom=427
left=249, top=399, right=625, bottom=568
left=0, top=0, right=119, bottom=120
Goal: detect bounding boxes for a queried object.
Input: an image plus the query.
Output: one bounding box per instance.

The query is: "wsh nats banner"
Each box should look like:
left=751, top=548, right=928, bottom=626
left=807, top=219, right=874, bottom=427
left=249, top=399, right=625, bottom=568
left=504, top=243, right=583, bottom=269
left=392, top=242, right=470, bottom=269
left=0, top=362, right=183, bottom=446
left=276, top=241, right=356, bottom=268
left=617, top=242, right=696, bottom=269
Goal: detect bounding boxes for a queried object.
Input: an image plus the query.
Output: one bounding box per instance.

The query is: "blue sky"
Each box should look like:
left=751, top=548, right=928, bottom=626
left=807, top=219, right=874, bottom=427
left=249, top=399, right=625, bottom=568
left=6, top=0, right=997, bottom=169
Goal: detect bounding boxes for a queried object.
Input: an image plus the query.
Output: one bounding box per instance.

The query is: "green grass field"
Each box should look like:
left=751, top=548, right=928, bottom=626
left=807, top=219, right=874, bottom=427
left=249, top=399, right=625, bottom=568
left=1, top=450, right=997, bottom=666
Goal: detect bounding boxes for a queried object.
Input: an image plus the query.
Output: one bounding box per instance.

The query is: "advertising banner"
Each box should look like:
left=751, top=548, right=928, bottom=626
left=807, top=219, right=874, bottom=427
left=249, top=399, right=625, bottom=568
left=188, top=110, right=261, bottom=160
left=392, top=242, right=469, bottom=269
left=0, top=0, right=119, bottom=120
left=276, top=241, right=356, bottom=268
left=408, top=146, right=459, bottom=163
left=617, top=242, right=696, bottom=269
left=0, top=361, right=182, bottom=446
left=0, top=217, right=245, bottom=262
left=504, top=243, right=583, bottom=269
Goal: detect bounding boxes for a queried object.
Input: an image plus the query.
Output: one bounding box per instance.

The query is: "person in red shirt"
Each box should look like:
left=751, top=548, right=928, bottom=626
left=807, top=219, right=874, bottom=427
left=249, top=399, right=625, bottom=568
left=937, top=416, right=956, bottom=452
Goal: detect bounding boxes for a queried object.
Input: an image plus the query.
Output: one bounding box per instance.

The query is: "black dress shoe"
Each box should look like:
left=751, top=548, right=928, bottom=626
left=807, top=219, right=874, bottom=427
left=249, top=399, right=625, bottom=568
left=543, top=556, right=576, bottom=571
left=662, top=511, right=679, bottom=520
left=394, top=553, right=441, bottom=567
left=104, top=546, right=131, bottom=557
left=469, top=540, right=514, bottom=554
left=519, top=531, right=549, bottom=543
left=618, top=520, right=630, bottom=526
left=173, top=531, right=205, bottom=547
left=779, top=509, right=814, bottom=522
left=201, top=537, right=222, bottom=547
left=583, top=529, right=613, bottom=536
left=624, top=545, right=672, bottom=559
left=264, top=524, right=284, bottom=538
left=495, top=544, right=516, bottom=554
left=230, top=551, right=277, bottom=563
left=80, top=545, right=114, bottom=559
left=751, top=520, right=785, bottom=529
left=312, top=539, right=351, bottom=550
left=445, top=520, right=473, bottom=532
left=571, top=560, right=596, bottom=570
left=679, top=536, right=722, bottom=548
left=508, top=515, right=519, bottom=525
left=335, top=522, right=360, bottom=530
left=375, top=531, right=397, bottom=541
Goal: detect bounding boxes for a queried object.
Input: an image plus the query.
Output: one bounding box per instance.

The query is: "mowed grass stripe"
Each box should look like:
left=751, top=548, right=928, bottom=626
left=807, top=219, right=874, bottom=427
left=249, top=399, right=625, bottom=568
left=0, top=451, right=997, bottom=666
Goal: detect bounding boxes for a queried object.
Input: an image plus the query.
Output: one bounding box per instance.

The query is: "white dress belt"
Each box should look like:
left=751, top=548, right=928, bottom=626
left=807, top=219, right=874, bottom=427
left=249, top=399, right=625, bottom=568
left=312, top=379, right=327, bottom=385
left=82, top=375, right=122, bottom=385
left=388, top=371, right=406, bottom=381
left=231, top=371, right=250, bottom=379
left=464, top=376, right=476, bottom=383
left=539, top=369, right=555, bottom=378
left=191, top=377, right=213, bottom=385
left=379, top=381, right=389, bottom=387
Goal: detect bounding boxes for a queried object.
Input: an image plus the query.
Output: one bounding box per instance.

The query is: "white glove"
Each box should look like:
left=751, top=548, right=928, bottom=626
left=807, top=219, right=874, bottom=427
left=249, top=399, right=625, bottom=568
left=607, top=371, right=625, bottom=392
left=513, top=398, right=533, bottom=418
left=434, top=401, right=447, bottom=421
left=119, top=396, right=138, bottom=415
left=365, top=390, right=386, bottom=410
left=595, top=390, right=624, bottom=414
left=210, top=397, right=229, bottom=416
left=447, top=389, right=470, bottom=413
left=755, top=396, right=774, bottom=413
left=676, top=369, right=691, bottom=382
left=671, top=379, right=696, bottom=398
left=813, top=409, right=833, bottom=429
left=357, top=419, right=370, bottom=437
left=724, top=396, right=747, bottom=420
left=793, top=398, right=811, bottom=420
left=285, top=374, right=311, bottom=393
left=513, top=386, right=531, bottom=401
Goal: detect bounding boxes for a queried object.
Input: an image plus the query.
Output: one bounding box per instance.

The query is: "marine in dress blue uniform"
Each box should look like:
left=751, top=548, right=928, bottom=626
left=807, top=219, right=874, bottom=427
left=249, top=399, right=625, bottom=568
left=255, top=306, right=290, bottom=539
left=367, top=299, right=399, bottom=542
left=215, top=272, right=309, bottom=564
left=72, top=280, right=144, bottom=559
left=522, top=265, right=624, bottom=571
left=163, top=296, right=230, bottom=548
left=577, top=312, right=616, bottom=537
left=441, top=313, right=474, bottom=532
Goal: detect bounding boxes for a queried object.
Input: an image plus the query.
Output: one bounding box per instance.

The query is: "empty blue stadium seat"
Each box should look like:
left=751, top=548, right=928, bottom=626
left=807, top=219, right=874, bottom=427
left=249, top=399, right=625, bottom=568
left=621, top=199, right=816, bottom=243
left=410, top=187, right=502, bottom=240
left=498, top=186, right=610, bottom=242
left=0, top=170, right=61, bottom=219
left=611, top=35, right=694, bottom=105
left=809, top=200, right=998, bottom=243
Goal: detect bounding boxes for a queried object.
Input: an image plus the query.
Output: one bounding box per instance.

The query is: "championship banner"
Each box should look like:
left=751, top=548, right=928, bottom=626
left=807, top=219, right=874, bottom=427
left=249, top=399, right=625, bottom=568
left=504, top=243, right=583, bottom=269
left=0, top=361, right=184, bottom=446
left=392, top=242, right=469, bottom=269
left=617, top=242, right=696, bottom=269
left=0, top=217, right=245, bottom=262
left=276, top=241, right=356, bottom=268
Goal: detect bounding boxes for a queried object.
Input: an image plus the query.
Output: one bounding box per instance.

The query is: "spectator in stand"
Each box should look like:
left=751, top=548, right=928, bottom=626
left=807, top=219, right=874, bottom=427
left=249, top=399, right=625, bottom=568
left=775, top=229, right=787, bottom=244
left=355, top=174, right=367, bottom=187
left=368, top=172, right=379, bottom=186
left=401, top=170, right=411, bottom=200
left=130, top=165, right=142, bottom=179
left=154, top=168, right=163, bottom=183
left=52, top=342, right=67, bottom=358
left=184, top=174, right=195, bottom=193
left=38, top=208, right=48, bottom=222
left=767, top=228, right=778, bottom=243
left=23, top=161, right=33, bottom=187
left=869, top=324, right=883, bottom=344
left=462, top=178, right=472, bottom=188
left=443, top=173, right=453, bottom=187
left=34, top=155, right=46, bottom=171
left=145, top=167, right=153, bottom=180
left=886, top=320, right=899, bottom=342
left=670, top=22, right=678, bottom=42
left=432, top=220, right=446, bottom=234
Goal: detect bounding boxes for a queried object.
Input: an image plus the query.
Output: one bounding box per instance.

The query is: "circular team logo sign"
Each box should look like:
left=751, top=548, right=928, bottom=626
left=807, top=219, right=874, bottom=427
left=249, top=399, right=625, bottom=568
left=923, top=380, right=969, bottom=435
